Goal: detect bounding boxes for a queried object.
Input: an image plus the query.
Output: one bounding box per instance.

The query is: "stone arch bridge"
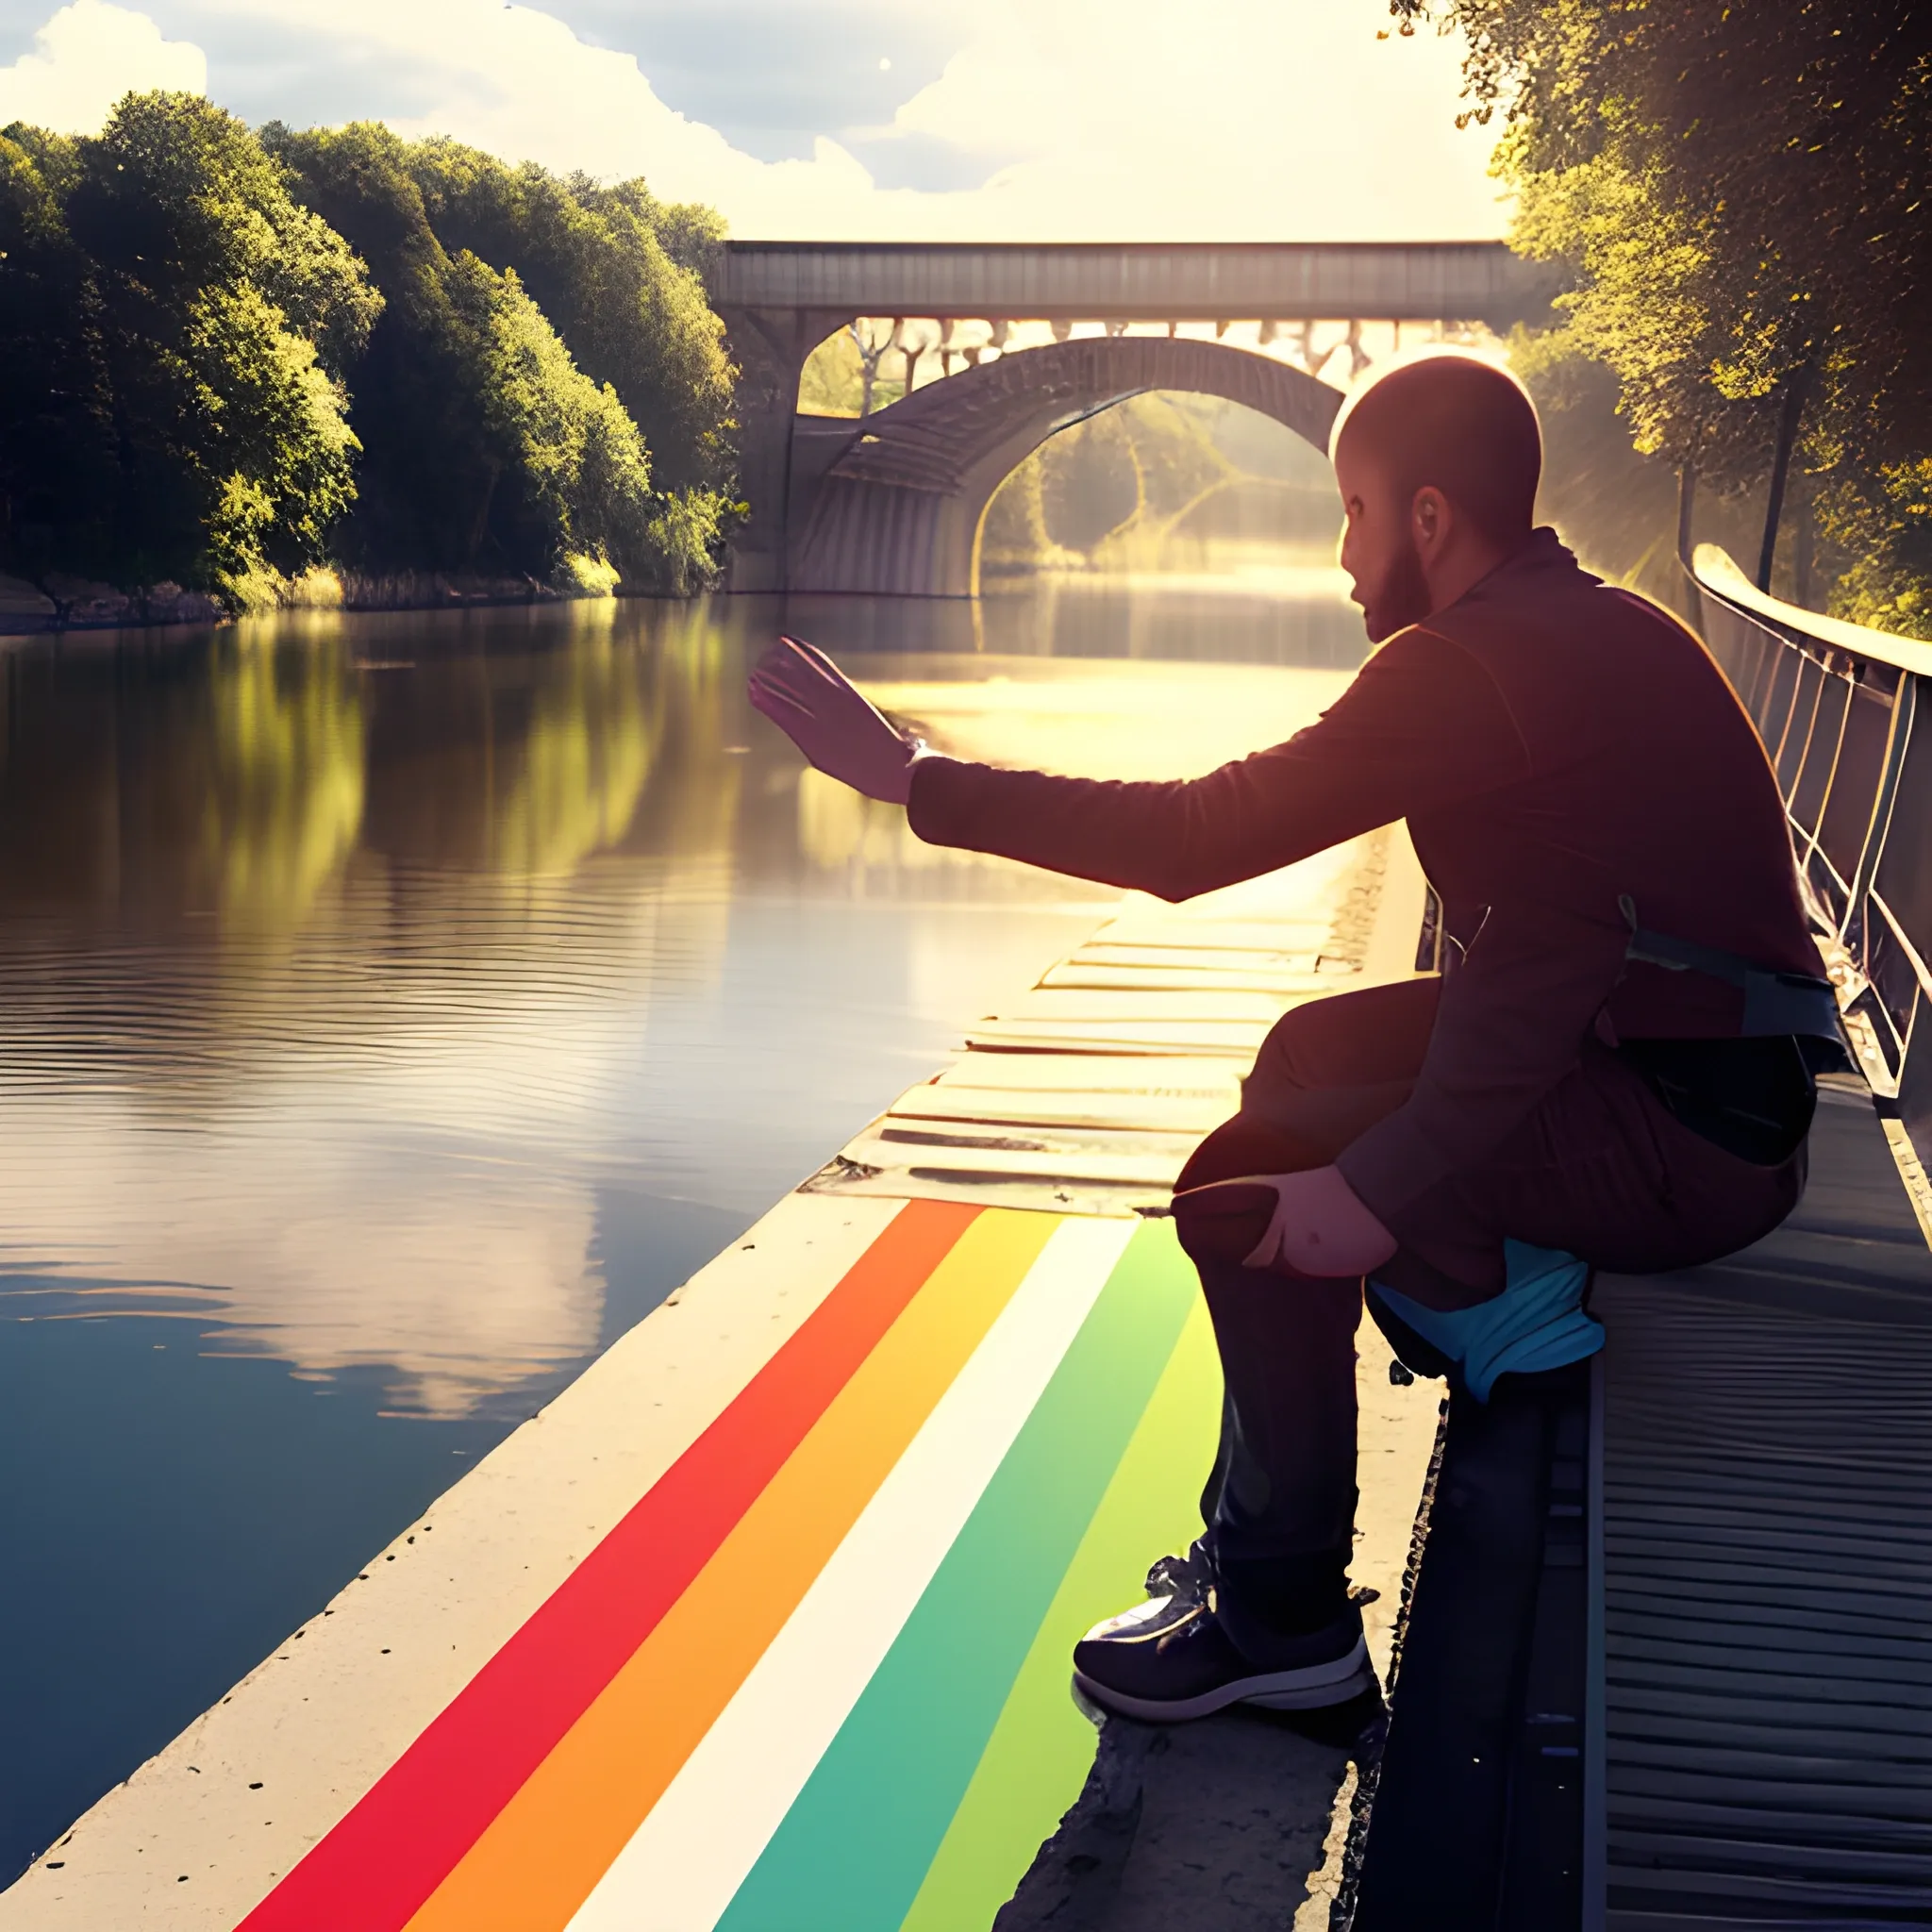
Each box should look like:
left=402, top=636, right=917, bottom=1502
left=709, top=240, right=1557, bottom=597
left=786, top=334, right=1342, bottom=598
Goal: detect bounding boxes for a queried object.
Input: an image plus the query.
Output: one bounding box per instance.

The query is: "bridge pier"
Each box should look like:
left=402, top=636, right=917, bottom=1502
left=714, top=304, right=849, bottom=592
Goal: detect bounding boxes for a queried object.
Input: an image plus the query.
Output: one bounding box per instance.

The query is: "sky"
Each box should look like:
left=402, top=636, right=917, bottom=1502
left=0, top=0, right=1506, bottom=241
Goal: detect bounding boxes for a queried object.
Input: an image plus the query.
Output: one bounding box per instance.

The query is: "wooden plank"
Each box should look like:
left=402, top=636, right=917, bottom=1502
left=1039, top=963, right=1333, bottom=995
left=888, top=1086, right=1233, bottom=1137
left=993, top=987, right=1318, bottom=1026
left=962, top=1020, right=1269, bottom=1057
left=925, top=1055, right=1242, bottom=1099
left=1085, top=921, right=1339, bottom=953
left=1069, top=943, right=1324, bottom=970
left=835, top=1131, right=1188, bottom=1190
left=802, top=1164, right=1168, bottom=1218
left=865, top=1121, right=1203, bottom=1163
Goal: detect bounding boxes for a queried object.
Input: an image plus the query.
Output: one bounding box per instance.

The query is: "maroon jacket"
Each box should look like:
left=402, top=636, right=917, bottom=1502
left=907, top=530, right=1817, bottom=1224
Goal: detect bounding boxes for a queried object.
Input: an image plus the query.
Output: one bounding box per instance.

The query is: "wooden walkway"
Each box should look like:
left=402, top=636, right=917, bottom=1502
left=0, top=830, right=1438, bottom=1930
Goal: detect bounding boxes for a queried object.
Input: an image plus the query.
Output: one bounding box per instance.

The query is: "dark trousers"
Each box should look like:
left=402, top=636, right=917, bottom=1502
left=1178, top=976, right=1807, bottom=1574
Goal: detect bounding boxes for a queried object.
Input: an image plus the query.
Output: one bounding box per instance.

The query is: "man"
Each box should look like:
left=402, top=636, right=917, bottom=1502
left=749, top=353, right=1838, bottom=1724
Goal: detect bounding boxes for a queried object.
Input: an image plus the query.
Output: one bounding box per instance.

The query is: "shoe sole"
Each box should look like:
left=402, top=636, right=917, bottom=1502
left=1071, top=1635, right=1374, bottom=1724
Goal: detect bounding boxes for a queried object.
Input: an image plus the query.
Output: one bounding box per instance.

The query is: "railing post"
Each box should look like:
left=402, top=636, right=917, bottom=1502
left=1850, top=674, right=1918, bottom=917
left=1757, top=366, right=1810, bottom=593
left=1675, top=463, right=1697, bottom=567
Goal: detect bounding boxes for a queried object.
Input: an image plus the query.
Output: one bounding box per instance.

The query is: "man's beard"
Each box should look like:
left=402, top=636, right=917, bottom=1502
left=1362, top=536, right=1433, bottom=643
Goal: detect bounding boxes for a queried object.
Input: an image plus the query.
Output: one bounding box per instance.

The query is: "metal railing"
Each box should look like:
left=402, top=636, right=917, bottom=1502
left=1687, top=544, right=1932, bottom=1126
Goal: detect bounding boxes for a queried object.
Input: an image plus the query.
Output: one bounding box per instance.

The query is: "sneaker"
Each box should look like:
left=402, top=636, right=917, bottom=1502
left=1072, top=1543, right=1374, bottom=1723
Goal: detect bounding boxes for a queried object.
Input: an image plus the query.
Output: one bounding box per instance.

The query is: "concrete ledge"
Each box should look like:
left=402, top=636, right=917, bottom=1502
left=996, top=1707, right=1372, bottom=1932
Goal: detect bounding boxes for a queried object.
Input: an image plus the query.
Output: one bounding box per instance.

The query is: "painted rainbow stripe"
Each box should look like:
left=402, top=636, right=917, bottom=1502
left=238, top=1201, right=1221, bottom=1932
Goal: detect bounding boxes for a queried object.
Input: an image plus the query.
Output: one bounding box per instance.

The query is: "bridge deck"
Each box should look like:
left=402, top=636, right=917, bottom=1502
left=0, top=834, right=1436, bottom=1930
left=710, top=240, right=1554, bottom=328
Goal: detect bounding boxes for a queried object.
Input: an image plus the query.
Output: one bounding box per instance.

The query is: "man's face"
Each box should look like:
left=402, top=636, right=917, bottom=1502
left=1336, top=445, right=1432, bottom=644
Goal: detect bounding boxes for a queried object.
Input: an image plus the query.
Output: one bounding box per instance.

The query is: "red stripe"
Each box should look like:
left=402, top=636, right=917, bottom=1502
left=238, top=1200, right=978, bottom=1932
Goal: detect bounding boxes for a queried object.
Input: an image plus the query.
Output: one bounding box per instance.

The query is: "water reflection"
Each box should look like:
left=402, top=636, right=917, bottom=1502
left=789, top=558, right=1364, bottom=667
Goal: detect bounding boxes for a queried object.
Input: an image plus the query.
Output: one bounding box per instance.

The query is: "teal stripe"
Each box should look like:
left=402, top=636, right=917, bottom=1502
left=713, top=1220, right=1199, bottom=1932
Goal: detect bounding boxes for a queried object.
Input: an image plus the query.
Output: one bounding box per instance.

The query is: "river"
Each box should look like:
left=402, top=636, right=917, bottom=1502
left=0, top=558, right=1364, bottom=1876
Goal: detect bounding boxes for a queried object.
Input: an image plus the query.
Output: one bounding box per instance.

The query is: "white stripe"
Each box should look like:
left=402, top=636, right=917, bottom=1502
left=564, top=1214, right=1139, bottom=1932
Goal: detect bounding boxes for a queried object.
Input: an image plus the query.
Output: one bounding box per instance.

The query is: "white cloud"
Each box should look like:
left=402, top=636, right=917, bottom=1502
left=0, top=0, right=204, bottom=131
left=0, top=0, right=1503, bottom=239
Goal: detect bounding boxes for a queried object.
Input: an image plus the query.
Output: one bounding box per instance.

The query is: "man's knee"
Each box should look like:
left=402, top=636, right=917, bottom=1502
left=1246, top=974, right=1440, bottom=1102
left=1245, top=998, right=1334, bottom=1101
left=1176, top=1114, right=1328, bottom=1194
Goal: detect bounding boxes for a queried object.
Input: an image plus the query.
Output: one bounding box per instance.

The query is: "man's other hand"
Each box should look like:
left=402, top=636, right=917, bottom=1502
left=1174, top=1164, right=1398, bottom=1278
left=749, top=635, right=920, bottom=806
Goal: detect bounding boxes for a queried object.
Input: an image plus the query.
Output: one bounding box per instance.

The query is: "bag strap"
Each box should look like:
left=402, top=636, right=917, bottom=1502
left=1618, top=895, right=1843, bottom=1041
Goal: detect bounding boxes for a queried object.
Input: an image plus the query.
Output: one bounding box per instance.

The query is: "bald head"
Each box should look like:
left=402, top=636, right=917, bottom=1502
left=1332, top=354, right=1541, bottom=546
left=1331, top=355, right=1542, bottom=641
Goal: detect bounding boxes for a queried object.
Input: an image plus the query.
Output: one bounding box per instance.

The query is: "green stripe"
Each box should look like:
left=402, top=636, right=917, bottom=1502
left=900, top=1297, right=1223, bottom=1930
left=713, top=1219, right=1200, bottom=1932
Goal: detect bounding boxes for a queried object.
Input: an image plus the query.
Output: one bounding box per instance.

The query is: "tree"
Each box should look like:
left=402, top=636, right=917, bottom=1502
left=0, top=92, right=376, bottom=595
left=398, top=142, right=734, bottom=495
left=445, top=250, right=658, bottom=575
left=0, top=125, right=117, bottom=576
left=1393, top=1, right=1932, bottom=630
left=0, top=96, right=732, bottom=601
left=268, top=123, right=723, bottom=591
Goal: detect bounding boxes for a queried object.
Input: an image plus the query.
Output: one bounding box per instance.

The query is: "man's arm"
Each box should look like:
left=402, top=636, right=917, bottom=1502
left=906, top=629, right=1530, bottom=900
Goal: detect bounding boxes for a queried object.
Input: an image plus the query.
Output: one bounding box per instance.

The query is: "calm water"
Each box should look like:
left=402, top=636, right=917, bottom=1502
left=0, top=567, right=1364, bottom=1875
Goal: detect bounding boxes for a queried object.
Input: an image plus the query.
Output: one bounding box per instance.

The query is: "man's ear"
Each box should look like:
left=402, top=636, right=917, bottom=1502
left=1411, top=485, right=1448, bottom=553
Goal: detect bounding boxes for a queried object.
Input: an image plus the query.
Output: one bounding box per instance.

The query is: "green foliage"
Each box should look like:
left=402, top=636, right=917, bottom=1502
left=399, top=140, right=734, bottom=494
left=0, top=125, right=116, bottom=571
left=1507, top=326, right=1765, bottom=613
left=982, top=392, right=1333, bottom=575
left=1395, top=0, right=1932, bottom=631
left=71, top=92, right=380, bottom=375
left=798, top=325, right=892, bottom=418
left=446, top=249, right=657, bottom=572
left=255, top=122, right=482, bottom=572
left=636, top=483, right=728, bottom=596
left=266, top=121, right=728, bottom=589
left=191, top=282, right=360, bottom=577
left=983, top=397, right=1213, bottom=566
left=0, top=92, right=374, bottom=593
left=1508, top=325, right=1675, bottom=587
left=1820, top=458, right=1932, bottom=638
left=0, top=93, right=733, bottom=602
left=622, top=191, right=727, bottom=280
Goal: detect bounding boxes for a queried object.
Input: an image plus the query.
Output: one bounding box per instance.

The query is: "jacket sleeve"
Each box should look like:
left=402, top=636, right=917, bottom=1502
left=905, top=628, right=1529, bottom=902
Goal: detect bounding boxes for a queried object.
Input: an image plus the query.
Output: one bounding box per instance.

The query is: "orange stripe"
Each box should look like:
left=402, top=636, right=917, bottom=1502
left=399, top=1208, right=1062, bottom=1932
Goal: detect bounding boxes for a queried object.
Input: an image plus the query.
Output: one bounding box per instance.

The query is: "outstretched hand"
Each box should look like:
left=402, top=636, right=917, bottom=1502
left=748, top=635, right=921, bottom=806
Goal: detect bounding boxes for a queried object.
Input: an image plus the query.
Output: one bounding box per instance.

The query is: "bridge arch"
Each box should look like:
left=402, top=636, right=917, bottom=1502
left=784, top=337, right=1346, bottom=598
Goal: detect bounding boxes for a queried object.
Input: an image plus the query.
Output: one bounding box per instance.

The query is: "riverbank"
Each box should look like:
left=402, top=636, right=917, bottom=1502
left=0, top=561, right=654, bottom=637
